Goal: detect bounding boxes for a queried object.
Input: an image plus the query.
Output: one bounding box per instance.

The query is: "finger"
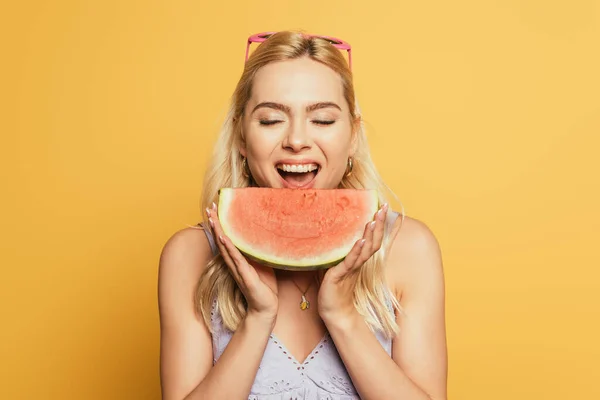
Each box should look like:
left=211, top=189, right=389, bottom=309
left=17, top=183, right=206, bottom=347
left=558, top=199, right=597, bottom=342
left=215, top=233, right=244, bottom=283
left=206, top=207, right=225, bottom=254
left=337, top=214, right=375, bottom=275
left=328, top=238, right=365, bottom=282
left=208, top=208, right=244, bottom=284
left=250, top=260, right=278, bottom=295
left=220, top=233, right=257, bottom=284
left=361, top=212, right=377, bottom=251
left=212, top=203, right=258, bottom=285
left=351, top=215, right=379, bottom=270
left=370, top=204, right=388, bottom=253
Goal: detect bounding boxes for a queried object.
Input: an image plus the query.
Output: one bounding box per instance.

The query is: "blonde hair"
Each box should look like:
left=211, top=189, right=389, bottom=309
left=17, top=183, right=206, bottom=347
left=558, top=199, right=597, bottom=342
left=196, top=31, right=404, bottom=338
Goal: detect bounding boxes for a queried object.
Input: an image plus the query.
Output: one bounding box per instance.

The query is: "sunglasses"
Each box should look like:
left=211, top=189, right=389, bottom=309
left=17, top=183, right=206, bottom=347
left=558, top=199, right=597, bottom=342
left=245, top=31, right=352, bottom=70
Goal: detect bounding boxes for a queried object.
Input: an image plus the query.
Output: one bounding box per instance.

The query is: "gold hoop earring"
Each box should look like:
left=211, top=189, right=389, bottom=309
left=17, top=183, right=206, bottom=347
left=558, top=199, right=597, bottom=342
left=241, top=157, right=251, bottom=178
left=345, top=157, right=354, bottom=178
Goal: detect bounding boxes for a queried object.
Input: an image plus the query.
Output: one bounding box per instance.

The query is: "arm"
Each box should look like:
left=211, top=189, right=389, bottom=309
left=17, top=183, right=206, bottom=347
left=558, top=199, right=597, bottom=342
left=323, top=217, right=448, bottom=400
left=158, top=227, right=276, bottom=400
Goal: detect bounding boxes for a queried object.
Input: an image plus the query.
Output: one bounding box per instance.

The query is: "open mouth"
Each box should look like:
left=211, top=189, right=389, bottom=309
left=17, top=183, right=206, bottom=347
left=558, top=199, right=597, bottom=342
left=275, top=162, right=320, bottom=189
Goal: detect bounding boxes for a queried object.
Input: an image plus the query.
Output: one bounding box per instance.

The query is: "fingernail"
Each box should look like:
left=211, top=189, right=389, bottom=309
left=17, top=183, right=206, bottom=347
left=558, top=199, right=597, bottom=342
left=206, top=207, right=211, bottom=217
left=369, top=221, right=376, bottom=230
left=212, top=202, right=217, bottom=211
left=218, top=234, right=225, bottom=244
left=359, top=239, right=366, bottom=247
left=209, top=217, right=214, bottom=228
left=378, top=204, right=389, bottom=220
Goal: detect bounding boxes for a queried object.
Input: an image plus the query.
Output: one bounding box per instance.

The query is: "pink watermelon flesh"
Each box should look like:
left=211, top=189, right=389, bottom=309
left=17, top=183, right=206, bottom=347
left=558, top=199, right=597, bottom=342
left=217, top=188, right=379, bottom=270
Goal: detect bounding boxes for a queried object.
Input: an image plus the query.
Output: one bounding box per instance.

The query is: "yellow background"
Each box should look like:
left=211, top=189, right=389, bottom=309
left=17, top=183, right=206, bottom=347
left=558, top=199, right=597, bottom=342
left=2, top=1, right=599, bottom=399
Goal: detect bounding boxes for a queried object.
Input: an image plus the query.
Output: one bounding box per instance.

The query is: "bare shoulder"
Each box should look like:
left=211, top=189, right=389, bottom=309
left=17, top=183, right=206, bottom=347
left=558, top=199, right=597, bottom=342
left=385, top=214, right=445, bottom=301
left=158, top=225, right=215, bottom=326
left=159, top=226, right=214, bottom=282
left=158, top=226, right=216, bottom=398
left=384, top=214, right=448, bottom=397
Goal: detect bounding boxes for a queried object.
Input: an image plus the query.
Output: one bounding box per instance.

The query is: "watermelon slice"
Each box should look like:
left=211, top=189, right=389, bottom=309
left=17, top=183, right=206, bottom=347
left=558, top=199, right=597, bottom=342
left=217, top=188, right=379, bottom=270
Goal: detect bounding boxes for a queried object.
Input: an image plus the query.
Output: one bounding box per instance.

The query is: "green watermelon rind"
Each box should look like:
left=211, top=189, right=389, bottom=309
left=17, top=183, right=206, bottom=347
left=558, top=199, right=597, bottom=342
left=217, top=188, right=380, bottom=270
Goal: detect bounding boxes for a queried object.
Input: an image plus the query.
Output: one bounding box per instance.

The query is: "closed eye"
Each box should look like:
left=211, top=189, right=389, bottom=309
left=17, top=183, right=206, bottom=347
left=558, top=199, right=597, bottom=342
left=259, top=120, right=283, bottom=126
left=313, top=120, right=335, bottom=125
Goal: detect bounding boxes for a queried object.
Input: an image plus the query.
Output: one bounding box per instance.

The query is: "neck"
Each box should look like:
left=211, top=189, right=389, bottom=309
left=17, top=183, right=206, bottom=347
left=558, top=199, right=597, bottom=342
left=275, top=269, right=321, bottom=288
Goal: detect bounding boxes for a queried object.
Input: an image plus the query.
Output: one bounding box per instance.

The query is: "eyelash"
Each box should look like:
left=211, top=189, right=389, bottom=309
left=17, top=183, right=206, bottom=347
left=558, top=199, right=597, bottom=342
left=314, top=120, right=335, bottom=126
left=259, top=120, right=282, bottom=126
left=259, top=120, right=335, bottom=126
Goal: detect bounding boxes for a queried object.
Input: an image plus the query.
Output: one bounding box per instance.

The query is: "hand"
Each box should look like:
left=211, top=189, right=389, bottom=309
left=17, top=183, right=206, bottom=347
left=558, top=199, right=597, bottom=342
left=317, top=203, right=389, bottom=324
left=207, top=203, right=279, bottom=323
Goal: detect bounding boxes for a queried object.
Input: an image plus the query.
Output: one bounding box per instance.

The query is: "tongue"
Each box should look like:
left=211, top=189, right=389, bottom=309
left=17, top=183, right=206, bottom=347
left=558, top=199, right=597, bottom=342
left=281, top=171, right=316, bottom=187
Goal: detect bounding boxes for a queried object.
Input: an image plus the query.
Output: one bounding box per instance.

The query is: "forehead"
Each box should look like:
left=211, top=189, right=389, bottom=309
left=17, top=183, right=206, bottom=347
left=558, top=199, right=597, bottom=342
left=249, top=57, right=346, bottom=110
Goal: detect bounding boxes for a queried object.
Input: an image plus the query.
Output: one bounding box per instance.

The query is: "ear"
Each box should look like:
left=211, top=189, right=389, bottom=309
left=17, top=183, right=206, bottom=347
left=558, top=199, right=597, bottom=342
left=236, top=117, right=248, bottom=157
left=238, top=136, right=247, bottom=158
left=349, top=115, right=362, bottom=156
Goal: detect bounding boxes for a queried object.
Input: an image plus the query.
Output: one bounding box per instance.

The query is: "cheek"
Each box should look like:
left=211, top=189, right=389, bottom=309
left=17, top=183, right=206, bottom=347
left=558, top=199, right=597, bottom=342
left=315, top=125, right=354, bottom=158
left=244, top=129, right=279, bottom=157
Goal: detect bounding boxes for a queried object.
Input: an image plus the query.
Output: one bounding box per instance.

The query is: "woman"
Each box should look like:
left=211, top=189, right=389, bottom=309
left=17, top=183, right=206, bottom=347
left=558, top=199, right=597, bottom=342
left=158, top=31, right=447, bottom=400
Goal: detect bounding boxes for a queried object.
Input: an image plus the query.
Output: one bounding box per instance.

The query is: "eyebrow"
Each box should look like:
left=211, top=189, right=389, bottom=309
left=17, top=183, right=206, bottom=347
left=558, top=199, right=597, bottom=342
left=251, top=101, right=342, bottom=114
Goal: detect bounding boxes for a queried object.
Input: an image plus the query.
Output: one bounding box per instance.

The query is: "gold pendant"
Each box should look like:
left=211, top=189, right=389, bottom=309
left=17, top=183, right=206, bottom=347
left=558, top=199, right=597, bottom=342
left=300, top=294, right=310, bottom=310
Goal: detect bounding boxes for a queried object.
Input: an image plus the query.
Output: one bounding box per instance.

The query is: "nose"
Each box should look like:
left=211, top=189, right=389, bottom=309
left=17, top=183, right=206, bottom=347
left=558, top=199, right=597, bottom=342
left=282, top=120, right=311, bottom=152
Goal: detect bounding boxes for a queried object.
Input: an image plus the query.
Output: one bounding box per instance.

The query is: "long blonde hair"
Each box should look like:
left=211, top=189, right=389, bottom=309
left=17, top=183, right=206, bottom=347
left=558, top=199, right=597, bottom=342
left=196, top=31, right=404, bottom=338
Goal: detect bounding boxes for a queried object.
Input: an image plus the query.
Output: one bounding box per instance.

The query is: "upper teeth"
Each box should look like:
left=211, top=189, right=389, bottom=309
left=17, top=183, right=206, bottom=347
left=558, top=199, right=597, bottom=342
left=277, top=163, right=319, bottom=173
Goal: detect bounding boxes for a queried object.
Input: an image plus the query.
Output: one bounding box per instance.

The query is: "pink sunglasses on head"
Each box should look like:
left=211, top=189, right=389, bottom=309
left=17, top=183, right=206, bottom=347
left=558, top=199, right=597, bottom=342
left=245, top=31, right=352, bottom=70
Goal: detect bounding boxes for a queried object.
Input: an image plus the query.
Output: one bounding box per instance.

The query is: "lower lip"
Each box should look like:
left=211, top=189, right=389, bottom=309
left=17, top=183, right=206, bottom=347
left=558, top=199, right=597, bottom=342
left=277, top=169, right=319, bottom=189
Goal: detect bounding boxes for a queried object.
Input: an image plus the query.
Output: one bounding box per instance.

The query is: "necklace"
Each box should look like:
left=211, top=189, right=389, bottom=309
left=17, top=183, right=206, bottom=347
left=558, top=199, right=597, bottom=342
left=291, top=276, right=316, bottom=311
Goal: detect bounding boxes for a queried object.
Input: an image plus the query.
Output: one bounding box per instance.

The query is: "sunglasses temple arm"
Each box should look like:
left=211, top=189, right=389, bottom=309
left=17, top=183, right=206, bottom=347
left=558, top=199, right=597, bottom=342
left=348, top=49, right=352, bottom=71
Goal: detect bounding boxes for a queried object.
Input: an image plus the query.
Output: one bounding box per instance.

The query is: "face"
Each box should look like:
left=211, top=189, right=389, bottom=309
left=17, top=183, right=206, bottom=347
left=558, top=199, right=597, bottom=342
left=239, top=57, right=356, bottom=189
